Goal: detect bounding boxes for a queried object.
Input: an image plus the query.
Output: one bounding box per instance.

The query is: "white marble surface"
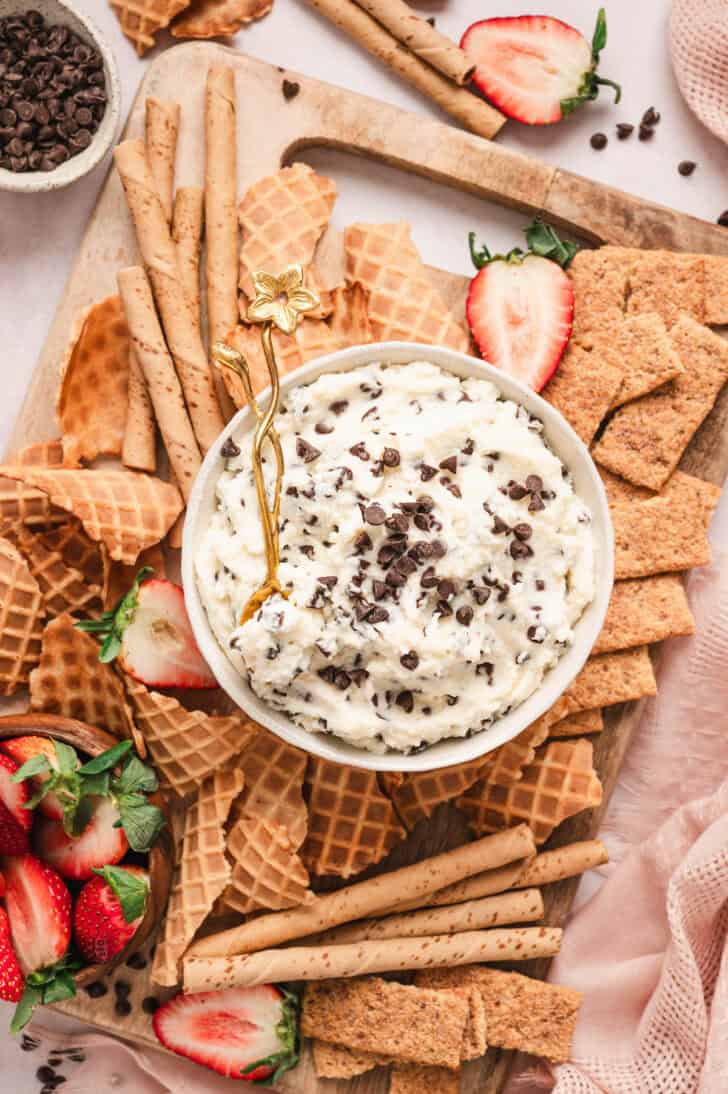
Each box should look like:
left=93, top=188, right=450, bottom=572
left=1, top=0, right=728, bottom=1088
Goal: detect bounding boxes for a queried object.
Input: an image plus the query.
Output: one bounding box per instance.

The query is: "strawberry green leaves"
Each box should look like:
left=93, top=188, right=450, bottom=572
left=561, top=9, right=621, bottom=117
left=10, top=953, right=83, bottom=1034
left=240, top=989, right=300, bottom=1086
left=93, top=865, right=149, bottom=924
left=76, top=566, right=155, bottom=663
left=469, top=219, right=580, bottom=272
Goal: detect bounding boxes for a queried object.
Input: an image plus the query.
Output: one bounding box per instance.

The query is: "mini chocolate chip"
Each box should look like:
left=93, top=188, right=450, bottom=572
left=85, top=980, right=107, bottom=998
left=638, top=124, right=654, bottom=141
left=350, top=442, right=370, bottom=460
left=476, top=661, right=494, bottom=677
left=678, top=160, right=697, bottom=176
left=395, top=555, right=417, bottom=577
left=385, top=512, right=409, bottom=533
left=282, top=79, right=300, bottom=100
left=510, top=540, right=533, bottom=560
left=20, top=1034, right=40, bottom=1051
left=413, top=513, right=431, bottom=531
left=590, top=132, right=607, bottom=150
left=114, top=979, right=131, bottom=996
left=508, top=483, right=528, bottom=500
left=438, top=455, right=457, bottom=473
left=372, top=579, right=388, bottom=600
left=431, top=539, right=447, bottom=559
left=437, top=578, right=456, bottom=599
left=420, top=566, right=438, bottom=589
left=641, top=106, right=660, bottom=127
left=364, top=503, right=386, bottom=525
left=616, top=122, right=634, bottom=139
left=366, top=606, right=389, bottom=624
left=492, top=516, right=510, bottom=534
left=462, top=438, right=475, bottom=455
left=400, top=650, right=419, bottom=671
left=220, top=436, right=240, bottom=458
left=385, top=567, right=406, bottom=588
left=126, top=951, right=147, bottom=969
left=334, top=669, right=351, bottom=690
left=315, top=421, right=334, bottom=434
left=350, top=668, right=369, bottom=686
left=382, top=447, right=400, bottom=467
left=285, top=485, right=299, bottom=497
left=396, top=690, right=414, bottom=712
left=436, top=599, right=453, bottom=616
left=330, top=399, right=348, bottom=414
left=115, top=999, right=132, bottom=1017
left=456, top=605, right=474, bottom=626
left=420, top=464, right=438, bottom=481
left=525, top=474, right=543, bottom=493
left=37, top=1067, right=56, bottom=1083
left=527, top=625, right=546, bottom=643
left=513, top=522, right=532, bottom=540
left=317, top=575, right=338, bottom=588
left=296, top=438, right=321, bottom=462
left=472, top=586, right=490, bottom=605
left=445, top=481, right=462, bottom=498
left=528, top=494, right=546, bottom=512
left=68, top=1053, right=86, bottom=1062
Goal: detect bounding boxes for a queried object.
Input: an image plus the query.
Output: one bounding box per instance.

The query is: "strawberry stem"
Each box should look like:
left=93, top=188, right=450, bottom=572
left=240, top=989, right=300, bottom=1085
left=75, top=566, right=155, bottom=664
left=561, top=8, right=621, bottom=117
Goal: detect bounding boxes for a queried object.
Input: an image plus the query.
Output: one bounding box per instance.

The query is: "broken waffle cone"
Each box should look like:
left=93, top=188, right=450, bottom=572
left=2, top=523, right=101, bottom=618
left=103, top=543, right=166, bottom=611
left=389, top=757, right=489, bottom=831
left=0, top=538, right=44, bottom=696
left=57, top=296, right=131, bottom=466
left=232, top=730, right=308, bottom=850
left=295, top=282, right=372, bottom=363
left=301, top=757, right=406, bottom=879
left=221, top=815, right=312, bottom=915
left=479, top=719, right=552, bottom=788
left=30, top=613, right=136, bottom=741
left=110, top=0, right=190, bottom=56
left=0, top=467, right=183, bottom=565
left=13, top=440, right=66, bottom=467
left=344, top=222, right=470, bottom=352
left=457, top=739, right=603, bottom=845
left=171, top=0, right=273, bottom=38
left=36, top=519, right=107, bottom=590
left=152, top=768, right=244, bottom=987
left=125, top=677, right=256, bottom=799
left=0, top=477, right=66, bottom=530
left=238, top=163, right=337, bottom=299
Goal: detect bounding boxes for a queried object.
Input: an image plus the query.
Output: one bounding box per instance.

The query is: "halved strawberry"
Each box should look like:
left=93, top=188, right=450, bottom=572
left=77, top=569, right=216, bottom=689
left=4, top=854, right=71, bottom=975
left=34, top=796, right=128, bottom=881
left=2, top=737, right=64, bottom=821
left=461, top=9, right=620, bottom=125
left=0, top=754, right=31, bottom=855
left=74, top=865, right=148, bottom=965
left=152, top=985, right=299, bottom=1083
left=0, top=906, right=23, bottom=1003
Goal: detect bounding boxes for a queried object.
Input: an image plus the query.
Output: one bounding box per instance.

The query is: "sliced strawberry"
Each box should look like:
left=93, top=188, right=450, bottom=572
left=77, top=569, right=216, bottom=689
left=0, top=801, right=29, bottom=856
left=74, top=866, right=148, bottom=965
left=2, top=736, right=64, bottom=821
left=152, top=985, right=299, bottom=1083
left=0, top=753, right=32, bottom=832
left=467, top=253, right=573, bottom=391
left=0, top=869, right=5, bottom=898
left=4, top=854, right=71, bottom=975
left=34, top=796, right=128, bottom=881
left=461, top=9, right=620, bottom=125
left=0, top=906, right=23, bottom=1002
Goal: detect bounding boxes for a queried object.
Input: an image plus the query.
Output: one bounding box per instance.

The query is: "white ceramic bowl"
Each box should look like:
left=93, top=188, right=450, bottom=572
left=183, top=343, right=614, bottom=772
left=0, top=0, right=120, bottom=193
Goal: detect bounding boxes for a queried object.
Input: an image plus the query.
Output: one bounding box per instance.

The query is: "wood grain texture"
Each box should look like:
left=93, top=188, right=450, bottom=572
left=3, top=42, right=728, bottom=1094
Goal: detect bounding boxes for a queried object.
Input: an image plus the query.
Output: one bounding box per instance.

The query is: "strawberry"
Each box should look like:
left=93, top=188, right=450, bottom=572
left=74, top=865, right=148, bottom=964
left=0, top=869, right=5, bottom=898
left=0, top=754, right=31, bottom=855
left=461, top=8, right=620, bottom=125
left=77, top=568, right=216, bottom=689
left=34, top=796, right=128, bottom=881
left=466, top=220, right=576, bottom=391
left=152, top=985, right=300, bottom=1083
left=2, top=736, right=64, bottom=820
left=0, top=907, right=23, bottom=1003
left=3, top=854, right=71, bottom=975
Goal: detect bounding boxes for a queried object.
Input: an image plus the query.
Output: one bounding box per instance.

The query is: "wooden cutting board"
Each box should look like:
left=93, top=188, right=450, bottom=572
left=6, top=42, right=728, bottom=1094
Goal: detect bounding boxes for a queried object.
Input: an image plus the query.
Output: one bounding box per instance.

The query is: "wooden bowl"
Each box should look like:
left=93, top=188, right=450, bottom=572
left=0, top=713, right=174, bottom=986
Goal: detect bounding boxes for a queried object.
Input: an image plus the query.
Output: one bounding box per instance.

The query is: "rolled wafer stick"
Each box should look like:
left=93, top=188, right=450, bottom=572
left=117, top=266, right=201, bottom=501
left=172, top=186, right=204, bottom=326
left=354, top=0, right=475, bottom=85
left=392, top=857, right=532, bottom=915
left=114, top=139, right=224, bottom=452
left=302, top=0, right=504, bottom=139
left=187, top=824, right=535, bottom=958
left=183, top=926, right=562, bottom=991
left=122, top=351, right=157, bottom=472
left=205, top=66, right=239, bottom=347
left=145, top=98, right=180, bottom=224
left=312, top=888, right=544, bottom=945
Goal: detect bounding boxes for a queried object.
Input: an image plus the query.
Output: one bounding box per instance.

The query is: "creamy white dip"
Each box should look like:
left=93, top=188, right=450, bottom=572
left=196, top=362, right=595, bottom=753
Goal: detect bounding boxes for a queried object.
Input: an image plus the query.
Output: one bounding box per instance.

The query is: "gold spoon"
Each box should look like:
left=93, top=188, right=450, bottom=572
left=212, top=264, right=319, bottom=623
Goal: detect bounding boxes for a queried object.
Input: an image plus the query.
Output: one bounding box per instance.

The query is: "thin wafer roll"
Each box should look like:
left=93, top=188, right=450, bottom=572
left=114, top=139, right=224, bottom=452
left=145, top=97, right=180, bottom=224
left=205, top=65, right=239, bottom=347
left=122, top=351, right=157, bottom=472
left=172, top=186, right=204, bottom=328
left=354, top=0, right=475, bottom=85
left=183, top=926, right=562, bottom=991
left=187, top=825, right=535, bottom=958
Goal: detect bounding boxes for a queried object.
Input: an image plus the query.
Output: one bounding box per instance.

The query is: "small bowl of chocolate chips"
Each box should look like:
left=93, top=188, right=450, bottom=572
left=0, top=1, right=120, bottom=192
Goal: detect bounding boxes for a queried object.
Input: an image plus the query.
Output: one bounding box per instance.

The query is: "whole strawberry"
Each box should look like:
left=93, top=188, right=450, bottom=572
left=74, top=865, right=149, bottom=964
left=2, top=736, right=64, bottom=821
left=0, top=907, right=23, bottom=1003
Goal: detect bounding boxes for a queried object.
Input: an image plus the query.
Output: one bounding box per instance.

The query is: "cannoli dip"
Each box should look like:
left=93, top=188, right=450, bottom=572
left=196, top=362, right=595, bottom=753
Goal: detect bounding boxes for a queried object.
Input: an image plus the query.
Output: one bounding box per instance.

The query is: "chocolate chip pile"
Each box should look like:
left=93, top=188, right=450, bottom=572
left=0, top=10, right=107, bottom=174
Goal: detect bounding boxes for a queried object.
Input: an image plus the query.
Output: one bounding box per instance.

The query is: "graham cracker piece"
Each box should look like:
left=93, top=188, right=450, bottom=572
left=599, top=468, right=721, bottom=521
left=542, top=342, right=623, bottom=445
left=562, top=647, right=657, bottom=711
left=703, top=255, right=728, bottom=326
left=626, top=251, right=706, bottom=327
left=592, top=316, right=728, bottom=490
left=568, top=246, right=634, bottom=341
left=599, top=467, right=654, bottom=504
left=391, top=1065, right=461, bottom=1094
left=606, top=313, right=684, bottom=407
left=549, top=708, right=604, bottom=737
left=301, top=978, right=469, bottom=1070
left=611, top=490, right=713, bottom=578
left=416, top=966, right=581, bottom=1064
left=594, top=574, right=695, bottom=654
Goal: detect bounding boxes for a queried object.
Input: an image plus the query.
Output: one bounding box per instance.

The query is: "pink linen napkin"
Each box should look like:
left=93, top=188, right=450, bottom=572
left=670, top=0, right=728, bottom=145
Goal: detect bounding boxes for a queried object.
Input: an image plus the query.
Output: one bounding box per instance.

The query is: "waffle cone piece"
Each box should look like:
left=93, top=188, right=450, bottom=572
left=479, top=719, right=552, bottom=788
left=238, top=163, right=337, bottom=299
left=152, top=768, right=244, bottom=987
left=296, top=282, right=372, bottom=363
left=110, top=0, right=190, bottom=56
left=103, top=543, right=166, bottom=611
left=125, top=678, right=256, bottom=799
left=344, top=222, right=470, bottom=352
left=221, top=815, right=312, bottom=915
left=457, top=739, right=603, bottom=845
left=0, top=477, right=66, bottom=530
left=233, top=730, right=308, bottom=849
left=302, top=757, right=406, bottom=878
left=36, top=519, right=107, bottom=590
left=0, top=538, right=45, bottom=695
left=1, top=524, right=101, bottom=618
left=390, top=758, right=489, bottom=831
left=0, top=468, right=183, bottom=565
left=14, top=440, right=66, bottom=467
left=223, top=323, right=302, bottom=407
left=29, top=613, right=135, bottom=740
left=57, top=296, right=131, bottom=466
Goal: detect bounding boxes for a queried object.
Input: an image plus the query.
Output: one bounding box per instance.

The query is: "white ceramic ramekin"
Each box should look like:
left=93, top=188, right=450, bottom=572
left=182, top=342, right=614, bottom=772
